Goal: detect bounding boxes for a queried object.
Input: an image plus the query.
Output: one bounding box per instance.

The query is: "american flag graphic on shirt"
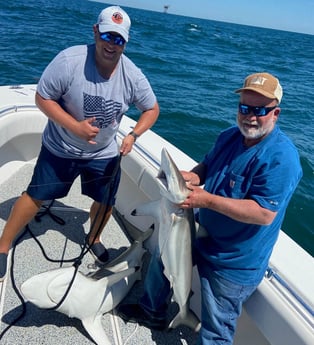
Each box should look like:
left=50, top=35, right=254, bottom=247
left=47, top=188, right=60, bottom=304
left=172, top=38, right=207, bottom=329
left=83, top=93, right=123, bottom=128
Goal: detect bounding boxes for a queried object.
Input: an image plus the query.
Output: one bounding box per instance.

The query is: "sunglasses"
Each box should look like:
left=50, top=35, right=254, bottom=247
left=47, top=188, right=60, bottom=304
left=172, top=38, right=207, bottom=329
left=99, top=32, right=125, bottom=46
left=238, top=103, right=277, bottom=117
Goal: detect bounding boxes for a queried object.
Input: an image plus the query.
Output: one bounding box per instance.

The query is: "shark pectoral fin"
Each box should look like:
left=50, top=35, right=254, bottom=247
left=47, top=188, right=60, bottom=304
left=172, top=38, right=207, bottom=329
left=21, top=278, right=54, bottom=309
left=168, top=307, right=201, bottom=332
left=133, top=200, right=161, bottom=220
left=82, top=315, right=111, bottom=345
left=49, top=273, right=105, bottom=319
left=20, top=267, right=74, bottom=309
left=46, top=268, right=78, bottom=302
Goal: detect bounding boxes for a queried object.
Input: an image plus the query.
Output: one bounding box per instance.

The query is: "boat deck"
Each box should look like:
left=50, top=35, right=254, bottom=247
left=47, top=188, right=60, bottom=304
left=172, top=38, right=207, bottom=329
left=0, top=162, right=198, bottom=345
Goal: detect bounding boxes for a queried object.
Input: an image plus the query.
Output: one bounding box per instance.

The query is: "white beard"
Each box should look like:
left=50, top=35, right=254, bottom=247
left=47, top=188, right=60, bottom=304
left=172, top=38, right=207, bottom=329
left=237, top=119, right=273, bottom=140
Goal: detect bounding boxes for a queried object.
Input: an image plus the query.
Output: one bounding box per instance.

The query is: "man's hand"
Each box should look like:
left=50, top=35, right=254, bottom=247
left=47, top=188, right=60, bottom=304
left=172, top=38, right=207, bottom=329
left=181, top=170, right=201, bottom=186
left=75, top=117, right=100, bottom=144
left=119, top=134, right=136, bottom=156
left=181, top=184, right=209, bottom=209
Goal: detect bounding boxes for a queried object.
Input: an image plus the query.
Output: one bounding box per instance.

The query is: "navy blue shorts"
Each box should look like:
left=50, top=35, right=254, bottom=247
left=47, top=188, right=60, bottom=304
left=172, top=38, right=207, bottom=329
left=27, top=145, right=121, bottom=205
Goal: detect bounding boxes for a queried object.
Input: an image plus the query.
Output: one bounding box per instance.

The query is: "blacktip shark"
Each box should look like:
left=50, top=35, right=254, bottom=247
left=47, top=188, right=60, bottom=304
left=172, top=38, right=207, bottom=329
left=132, top=148, right=201, bottom=331
left=20, top=227, right=153, bottom=345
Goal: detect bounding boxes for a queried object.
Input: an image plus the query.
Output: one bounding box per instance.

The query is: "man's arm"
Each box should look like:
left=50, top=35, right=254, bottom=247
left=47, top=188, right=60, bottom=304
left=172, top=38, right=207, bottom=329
left=120, top=101, right=160, bottom=155
left=181, top=185, right=277, bottom=225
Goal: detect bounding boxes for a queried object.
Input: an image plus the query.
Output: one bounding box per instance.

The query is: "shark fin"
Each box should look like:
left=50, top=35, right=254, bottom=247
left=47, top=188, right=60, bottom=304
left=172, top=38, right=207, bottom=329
left=168, top=307, right=201, bottom=332
left=82, top=314, right=111, bottom=345
left=20, top=267, right=75, bottom=309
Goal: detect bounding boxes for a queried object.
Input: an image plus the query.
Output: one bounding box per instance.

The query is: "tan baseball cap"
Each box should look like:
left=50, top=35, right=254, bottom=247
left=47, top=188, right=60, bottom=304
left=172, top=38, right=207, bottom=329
left=235, top=72, right=283, bottom=103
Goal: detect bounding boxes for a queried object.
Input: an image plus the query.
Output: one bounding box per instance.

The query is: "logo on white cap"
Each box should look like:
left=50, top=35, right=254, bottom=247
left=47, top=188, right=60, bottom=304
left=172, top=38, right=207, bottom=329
left=111, top=11, right=124, bottom=24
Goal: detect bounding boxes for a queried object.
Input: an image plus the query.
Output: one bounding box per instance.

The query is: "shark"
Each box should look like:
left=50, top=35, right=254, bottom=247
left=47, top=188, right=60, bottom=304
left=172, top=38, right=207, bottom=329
left=132, top=148, right=201, bottom=331
left=20, top=227, right=153, bottom=345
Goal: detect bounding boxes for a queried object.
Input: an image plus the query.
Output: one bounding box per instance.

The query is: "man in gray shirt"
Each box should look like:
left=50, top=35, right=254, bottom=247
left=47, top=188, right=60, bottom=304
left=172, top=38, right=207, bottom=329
left=0, top=6, right=159, bottom=280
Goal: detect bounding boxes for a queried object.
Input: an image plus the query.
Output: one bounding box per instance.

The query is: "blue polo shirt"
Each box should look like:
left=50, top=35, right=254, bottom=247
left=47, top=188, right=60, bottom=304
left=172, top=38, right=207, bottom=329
left=196, top=125, right=302, bottom=285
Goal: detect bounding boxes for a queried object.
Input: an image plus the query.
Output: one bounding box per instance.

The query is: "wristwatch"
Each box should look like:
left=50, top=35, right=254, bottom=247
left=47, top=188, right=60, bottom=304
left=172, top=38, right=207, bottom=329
left=128, top=130, right=139, bottom=142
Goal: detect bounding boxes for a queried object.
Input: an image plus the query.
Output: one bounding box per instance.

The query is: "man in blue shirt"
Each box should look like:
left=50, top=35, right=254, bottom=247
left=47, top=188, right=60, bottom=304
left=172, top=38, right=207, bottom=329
left=118, top=72, right=302, bottom=344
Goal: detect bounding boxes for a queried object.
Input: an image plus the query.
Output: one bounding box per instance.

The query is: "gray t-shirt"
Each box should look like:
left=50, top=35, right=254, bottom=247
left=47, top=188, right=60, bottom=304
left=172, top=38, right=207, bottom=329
left=37, top=44, right=156, bottom=159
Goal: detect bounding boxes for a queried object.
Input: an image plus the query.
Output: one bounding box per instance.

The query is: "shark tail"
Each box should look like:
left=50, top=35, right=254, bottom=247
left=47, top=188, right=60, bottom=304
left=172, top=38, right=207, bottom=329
left=82, top=314, right=111, bottom=345
left=168, top=307, right=201, bottom=332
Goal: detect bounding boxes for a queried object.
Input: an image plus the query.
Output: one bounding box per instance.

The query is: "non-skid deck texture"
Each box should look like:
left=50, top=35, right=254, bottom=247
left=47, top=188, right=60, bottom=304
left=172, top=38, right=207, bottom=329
left=0, top=163, right=198, bottom=345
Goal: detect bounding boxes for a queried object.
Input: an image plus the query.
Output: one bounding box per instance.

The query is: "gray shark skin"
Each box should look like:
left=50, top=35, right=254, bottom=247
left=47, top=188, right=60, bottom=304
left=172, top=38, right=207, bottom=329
left=132, top=148, right=201, bottom=332
left=88, top=226, right=153, bottom=280
left=20, top=228, right=153, bottom=345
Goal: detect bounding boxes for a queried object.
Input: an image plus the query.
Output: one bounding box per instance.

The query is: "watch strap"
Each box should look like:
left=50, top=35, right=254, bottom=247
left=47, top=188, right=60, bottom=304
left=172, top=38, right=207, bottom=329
left=128, top=130, right=139, bottom=141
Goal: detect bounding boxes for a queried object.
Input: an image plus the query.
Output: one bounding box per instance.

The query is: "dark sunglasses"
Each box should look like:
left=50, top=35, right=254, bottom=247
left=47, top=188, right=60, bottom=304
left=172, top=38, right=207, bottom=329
left=238, top=103, right=277, bottom=117
left=99, top=32, right=125, bottom=46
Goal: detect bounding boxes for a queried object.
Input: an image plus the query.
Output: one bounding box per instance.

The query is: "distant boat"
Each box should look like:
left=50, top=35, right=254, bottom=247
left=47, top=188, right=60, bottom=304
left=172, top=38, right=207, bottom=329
left=164, top=5, right=169, bottom=13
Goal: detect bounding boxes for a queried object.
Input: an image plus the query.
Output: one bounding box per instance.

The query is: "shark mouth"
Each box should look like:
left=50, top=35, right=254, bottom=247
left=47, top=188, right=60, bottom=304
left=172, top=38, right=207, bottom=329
left=157, top=169, right=169, bottom=192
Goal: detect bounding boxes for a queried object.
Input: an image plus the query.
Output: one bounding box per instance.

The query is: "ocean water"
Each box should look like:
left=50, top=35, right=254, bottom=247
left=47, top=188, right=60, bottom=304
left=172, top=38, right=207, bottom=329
left=0, top=0, right=313, bottom=256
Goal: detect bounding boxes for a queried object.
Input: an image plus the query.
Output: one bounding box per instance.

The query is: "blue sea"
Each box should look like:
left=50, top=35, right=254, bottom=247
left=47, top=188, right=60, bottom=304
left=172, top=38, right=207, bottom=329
left=1, top=0, right=313, bottom=256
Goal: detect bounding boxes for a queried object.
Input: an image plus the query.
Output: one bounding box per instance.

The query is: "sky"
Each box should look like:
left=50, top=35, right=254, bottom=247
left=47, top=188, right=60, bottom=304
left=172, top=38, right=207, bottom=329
left=95, top=0, right=314, bottom=35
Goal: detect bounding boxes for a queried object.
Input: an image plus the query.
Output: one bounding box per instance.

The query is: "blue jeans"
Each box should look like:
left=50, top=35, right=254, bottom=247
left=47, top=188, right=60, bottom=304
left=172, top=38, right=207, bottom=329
left=139, top=248, right=171, bottom=319
left=140, top=248, right=257, bottom=344
left=197, top=259, right=257, bottom=345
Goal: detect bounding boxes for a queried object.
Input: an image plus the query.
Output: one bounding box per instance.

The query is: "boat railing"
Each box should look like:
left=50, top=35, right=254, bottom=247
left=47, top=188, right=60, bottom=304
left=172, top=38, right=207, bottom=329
left=0, top=104, right=38, bottom=117
left=265, top=267, right=314, bottom=327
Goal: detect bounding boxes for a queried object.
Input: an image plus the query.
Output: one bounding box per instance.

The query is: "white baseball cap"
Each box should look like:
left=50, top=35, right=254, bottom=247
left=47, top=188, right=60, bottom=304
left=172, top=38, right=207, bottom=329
left=97, top=6, right=131, bottom=42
